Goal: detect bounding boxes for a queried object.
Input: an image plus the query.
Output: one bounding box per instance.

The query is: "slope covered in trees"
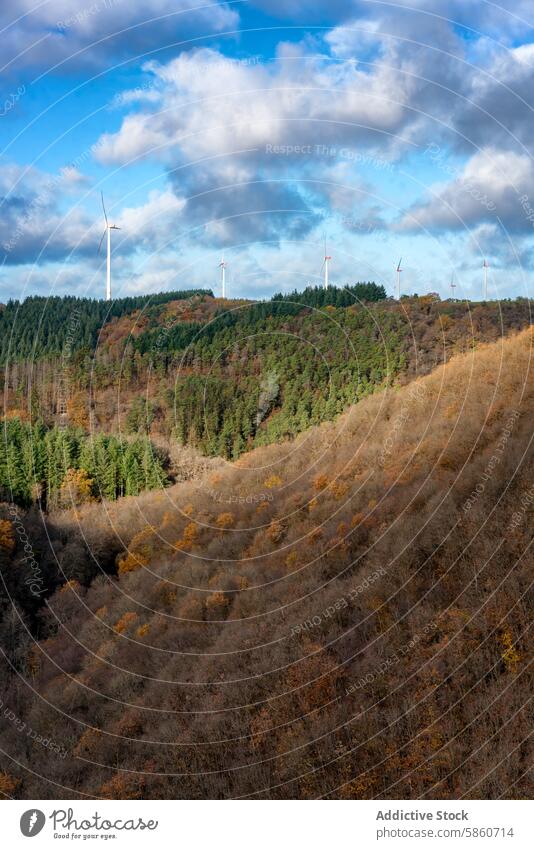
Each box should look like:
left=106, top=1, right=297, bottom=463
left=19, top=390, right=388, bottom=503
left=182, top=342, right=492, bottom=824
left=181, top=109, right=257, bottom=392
left=2, top=290, right=531, bottom=463
left=0, top=419, right=167, bottom=507
left=0, top=327, right=531, bottom=799
left=0, top=289, right=213, bottom=362
left=0, top=284, right=384, bottom=364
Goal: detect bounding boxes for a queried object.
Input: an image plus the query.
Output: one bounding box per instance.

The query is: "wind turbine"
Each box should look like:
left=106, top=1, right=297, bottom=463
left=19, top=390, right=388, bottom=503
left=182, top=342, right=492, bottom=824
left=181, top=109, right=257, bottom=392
left=483, top=259, right=489, bottom=300
left=219, top=254, right=227, bottom=298
left=98, top=192, right=120, bottom=302
left=450, top=272, right=457, bottom=299
left=321, top=237, right=331, bottom=289
left=396, top=257, right=403, bottom=300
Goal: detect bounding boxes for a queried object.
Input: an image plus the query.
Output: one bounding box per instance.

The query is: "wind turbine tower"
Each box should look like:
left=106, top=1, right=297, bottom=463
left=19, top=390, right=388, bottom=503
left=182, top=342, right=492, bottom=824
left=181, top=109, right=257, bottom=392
left=219, top=255, right=227, bottom=298
left=322, top=238, right=331, bottom=289
left=396, top=257, right=402, bottom=300
left=483, top=259, right=489, bottom=300
left=98, top=192, right=120, bottom=301
left=450, top=272, right=457, bottom=299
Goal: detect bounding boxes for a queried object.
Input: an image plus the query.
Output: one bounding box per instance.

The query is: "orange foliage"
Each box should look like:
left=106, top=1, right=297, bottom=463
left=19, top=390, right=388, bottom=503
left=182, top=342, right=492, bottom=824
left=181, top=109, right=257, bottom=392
left=117, top=525, right=156, bottom=574
left=216, top=512, right=235, bottom=530
left=118, top=551, right=148, bottom=574
left=500, top=629, right=521, bottom=673
left=267, top=520, right=285, bottom=543
left=0, top=772, right=21, bottom=797
left=175, top=521, right=198, bottom=551
left=60, top=579, right=81, bottom=593
left=330, top=480, right=349, bottom=500
left=314, top=474, right=329, bottom=491
left=58, top=468, right=94, bottom=508
left=205, top=591, right=230, bottom=616
left=114, top=612, right=138, bottom=634
left=264, top=474, right=283, bottom=488
left=67, top=391, right=89, bottom=428
left=0, top=520, right=16, bottom=554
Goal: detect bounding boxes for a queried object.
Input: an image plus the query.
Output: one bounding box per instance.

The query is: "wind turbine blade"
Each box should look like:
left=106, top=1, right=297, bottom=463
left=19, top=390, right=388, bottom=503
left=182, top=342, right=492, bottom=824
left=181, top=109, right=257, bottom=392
left=98, top=228, right=107, bottom=254
left=101, top=191, right=108, bottom=225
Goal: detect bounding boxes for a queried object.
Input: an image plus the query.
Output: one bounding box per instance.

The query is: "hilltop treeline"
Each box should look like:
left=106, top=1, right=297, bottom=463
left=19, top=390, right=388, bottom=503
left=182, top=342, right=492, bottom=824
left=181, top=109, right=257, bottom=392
left=0, top=289, right=213, bottom=362
left=0, top=284, right=384, bottom=364
left=0, top=328, right=531, bottom=799
left=270, top=281, right=386, bottom=306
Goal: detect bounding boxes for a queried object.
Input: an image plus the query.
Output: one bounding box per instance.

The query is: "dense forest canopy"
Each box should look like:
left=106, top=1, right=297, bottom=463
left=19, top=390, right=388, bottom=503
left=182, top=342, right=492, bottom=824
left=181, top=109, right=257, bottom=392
left=270, top=282, right=387, bottom=306
left=1, top=290, right=532, bottom=467
left=0, top=284, right=387, bottom=363
left=0, top=418, right=166, bottom=507
left=166, top=306, right=406, bottom=458
left=0, top=283, right=399, bottom=461
left=0, top=289, right=213, bottom=362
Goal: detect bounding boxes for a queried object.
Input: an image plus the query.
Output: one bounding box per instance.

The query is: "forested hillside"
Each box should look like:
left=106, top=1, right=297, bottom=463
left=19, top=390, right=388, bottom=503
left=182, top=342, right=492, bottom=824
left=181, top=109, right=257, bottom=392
left=1, top=288, right=531, bottom=464
left=0, top=419, right=166, bottom=507
left=0, top=289, right=212, bottom=362
left=0, top=327, right=531, bottom=799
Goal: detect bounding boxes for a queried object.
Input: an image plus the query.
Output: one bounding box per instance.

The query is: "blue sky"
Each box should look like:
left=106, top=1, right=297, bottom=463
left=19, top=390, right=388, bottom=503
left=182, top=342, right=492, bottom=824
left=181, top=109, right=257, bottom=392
left=1, top=0, right=534, bottom=302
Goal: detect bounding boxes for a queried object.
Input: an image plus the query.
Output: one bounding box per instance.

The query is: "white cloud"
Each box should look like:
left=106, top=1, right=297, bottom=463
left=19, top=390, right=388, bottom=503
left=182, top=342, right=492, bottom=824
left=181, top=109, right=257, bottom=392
left=0, top=0, right=239, bottom=71
left=117, top=188, right=186, bottom=249
left=95, top=44, right=417, bottom=169
left=91, top=43, right=419, bottom=245
left=0, top=161, right=202, bottom=267
left=399, top=147, right=534, bottom=233
left=0, top=163, right=98, bottom=264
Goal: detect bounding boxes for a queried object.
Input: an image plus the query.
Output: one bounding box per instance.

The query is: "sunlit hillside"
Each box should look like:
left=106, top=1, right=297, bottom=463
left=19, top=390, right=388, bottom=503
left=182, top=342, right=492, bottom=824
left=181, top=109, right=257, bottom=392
left=0, top=325, right=532, bottom=799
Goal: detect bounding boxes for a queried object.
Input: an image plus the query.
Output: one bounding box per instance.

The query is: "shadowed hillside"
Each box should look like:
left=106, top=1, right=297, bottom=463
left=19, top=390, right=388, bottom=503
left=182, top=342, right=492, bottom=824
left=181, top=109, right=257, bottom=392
left=0, top=325, right=532, bottom=799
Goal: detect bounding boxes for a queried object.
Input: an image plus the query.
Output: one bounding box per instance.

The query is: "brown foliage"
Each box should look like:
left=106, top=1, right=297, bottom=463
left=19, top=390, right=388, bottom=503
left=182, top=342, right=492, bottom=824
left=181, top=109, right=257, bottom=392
left=0, top=772, right=21, bottom=798
left=0, top=520, right=15, bottom=554
left=2, top=327, right=533, bottom=800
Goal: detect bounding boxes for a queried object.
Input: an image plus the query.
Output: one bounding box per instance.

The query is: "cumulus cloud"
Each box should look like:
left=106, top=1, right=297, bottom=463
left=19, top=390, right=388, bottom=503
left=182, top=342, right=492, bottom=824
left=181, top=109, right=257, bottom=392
left=0, top=163, right=192, bottom=266
left=452, top=42, right=534, bottom=156
left=6, top=0, right=534, bottom=281
left=117, top=188, right=186, bottom=248
left=95, top=43, right=420, bottom=168
left=93, top=40, right=431, bottom=244
left=399, top=147, right=534, bottom=233
left=0, top=163, right=99, bottom=265
left=0, top=0, right=238, bottom=73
